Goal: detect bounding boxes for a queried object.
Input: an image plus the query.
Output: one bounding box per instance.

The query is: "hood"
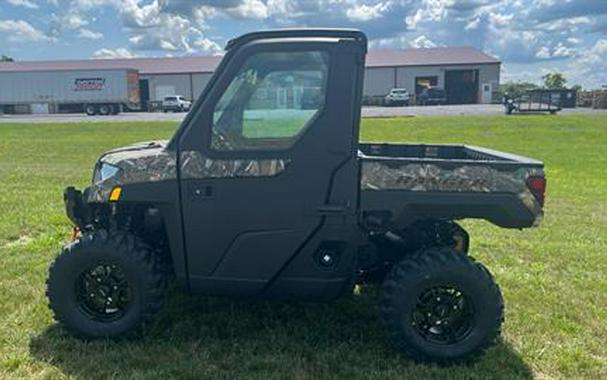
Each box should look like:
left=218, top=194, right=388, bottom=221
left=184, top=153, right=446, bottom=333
left=98, top=140, right=177, bottom=185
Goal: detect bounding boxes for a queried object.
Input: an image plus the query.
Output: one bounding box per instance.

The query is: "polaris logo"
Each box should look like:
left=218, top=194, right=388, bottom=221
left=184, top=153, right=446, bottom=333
left=74, top=78, right=105, bottom=91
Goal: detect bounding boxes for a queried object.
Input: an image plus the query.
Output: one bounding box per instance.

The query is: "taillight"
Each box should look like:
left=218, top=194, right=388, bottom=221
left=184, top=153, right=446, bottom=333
left=527, top=177, right=546, bottom=207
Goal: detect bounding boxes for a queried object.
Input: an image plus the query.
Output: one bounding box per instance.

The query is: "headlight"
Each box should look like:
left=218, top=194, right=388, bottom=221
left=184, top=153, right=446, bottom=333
left=94, top=162, right=120, bottom=183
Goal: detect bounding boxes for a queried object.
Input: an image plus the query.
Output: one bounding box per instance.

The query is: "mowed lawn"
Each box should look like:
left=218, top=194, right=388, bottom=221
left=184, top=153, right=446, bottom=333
left=1, top=114, right=606, bottom=379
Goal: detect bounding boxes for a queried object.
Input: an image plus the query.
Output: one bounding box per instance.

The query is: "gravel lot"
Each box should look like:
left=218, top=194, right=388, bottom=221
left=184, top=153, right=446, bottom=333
left=1, top=104, right=605, bottom=124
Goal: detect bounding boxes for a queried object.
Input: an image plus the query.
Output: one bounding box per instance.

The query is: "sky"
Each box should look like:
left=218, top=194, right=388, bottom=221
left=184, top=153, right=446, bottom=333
left=0, top=0, right=606, bottom=89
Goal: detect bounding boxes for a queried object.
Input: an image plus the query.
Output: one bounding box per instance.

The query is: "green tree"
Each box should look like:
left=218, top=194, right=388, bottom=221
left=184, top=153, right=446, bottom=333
left=542, top=72, right=567, bottom=89
left=499, top=82, right=539, bottom=98
left=1, top=55, right=14, bottom=62
left=570, top=84, right=583, bottom=92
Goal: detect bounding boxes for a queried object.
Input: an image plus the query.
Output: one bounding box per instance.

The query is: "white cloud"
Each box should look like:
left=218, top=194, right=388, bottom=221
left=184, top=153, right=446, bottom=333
left=0, top=19, right=52, bottom=42
left=64, top=13, right=89, bottom=29
left=92, top=47, right=138, bottom=59
left=346, top=2, right=391, bottom=22
left=6, top=0, right=39, bottom=9
left=223, top=0, right=268, bottom=19
left=409, top=35, right=438, bottom=49
left=193, top=37, right=222, bottom=53
left=535, top=46, right=551, bottom=59
left=77, top=28, right=103, bottom=40
left=552, top=43, right=574, bottom=58
left=465, top=17, right=481, bottom=30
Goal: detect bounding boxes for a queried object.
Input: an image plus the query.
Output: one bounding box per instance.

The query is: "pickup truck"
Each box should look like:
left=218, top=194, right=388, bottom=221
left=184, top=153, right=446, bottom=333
left=47, top=29, right=546, bottom=363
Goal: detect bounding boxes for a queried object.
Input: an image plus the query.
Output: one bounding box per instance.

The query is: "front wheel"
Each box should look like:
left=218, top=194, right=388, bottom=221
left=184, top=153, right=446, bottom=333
left=46, top=230, right=167, bottom=339
left=380, top=247, right=503, bottom=362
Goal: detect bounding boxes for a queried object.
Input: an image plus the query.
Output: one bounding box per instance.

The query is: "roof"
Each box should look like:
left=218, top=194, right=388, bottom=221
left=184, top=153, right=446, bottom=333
left=366, top=47, right=500, bottom=68
left=0, top=55, right=224, bottom=75
left=0, top=47, right=499, bottom=75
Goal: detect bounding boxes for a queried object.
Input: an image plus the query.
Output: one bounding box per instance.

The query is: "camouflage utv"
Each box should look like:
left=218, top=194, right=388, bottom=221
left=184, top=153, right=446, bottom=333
left=48, top=29, right=546, bottom=363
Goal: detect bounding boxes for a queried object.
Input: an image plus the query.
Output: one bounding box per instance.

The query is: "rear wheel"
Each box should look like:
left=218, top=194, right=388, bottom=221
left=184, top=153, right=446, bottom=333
left=98, top=104, right=111, bottom=116
left=47, top=230, right=166, bottom=339
left=380, top=247, right=503, bottom=362
left=85, top=104, right=97, bottom=116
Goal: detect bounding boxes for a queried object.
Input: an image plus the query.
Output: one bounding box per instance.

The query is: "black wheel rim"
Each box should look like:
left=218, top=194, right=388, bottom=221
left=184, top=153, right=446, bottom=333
left=75, top=262, right=132, bottom=322
left=411, top=286, right=475, bottom=345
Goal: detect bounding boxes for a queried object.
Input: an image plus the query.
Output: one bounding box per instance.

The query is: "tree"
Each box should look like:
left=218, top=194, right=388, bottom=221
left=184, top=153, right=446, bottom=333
left=499, top=81, right=539, bottom=98
left=570, top=84, right=583, bottom=92
left=0, top=55, right=14, bottom=62
left=542, top=72, right=567, bottom=89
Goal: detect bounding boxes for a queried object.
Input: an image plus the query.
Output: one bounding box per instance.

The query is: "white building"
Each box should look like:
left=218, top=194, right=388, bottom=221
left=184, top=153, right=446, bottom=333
left=0, top=46, right=500, bottom=112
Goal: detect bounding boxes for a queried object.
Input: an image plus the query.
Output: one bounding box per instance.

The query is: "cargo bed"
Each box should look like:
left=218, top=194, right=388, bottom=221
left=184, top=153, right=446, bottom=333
left=358, top=143, right=545, bottom=228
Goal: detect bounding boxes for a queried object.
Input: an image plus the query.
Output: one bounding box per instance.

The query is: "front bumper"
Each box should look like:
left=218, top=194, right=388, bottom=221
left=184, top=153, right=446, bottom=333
left=64, top=187, right=91, bottom=227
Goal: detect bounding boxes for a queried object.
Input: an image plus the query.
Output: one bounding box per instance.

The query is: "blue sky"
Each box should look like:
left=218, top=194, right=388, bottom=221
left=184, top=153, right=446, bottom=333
left=0, top=0, right=606, bottom=88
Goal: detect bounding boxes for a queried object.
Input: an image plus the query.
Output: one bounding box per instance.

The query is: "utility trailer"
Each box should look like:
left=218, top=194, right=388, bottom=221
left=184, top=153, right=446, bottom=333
left=47, top=29, right=547, bottom=363
left=504, top=89, right=562, bottom=115
left=0, top=68, right=140, bottom=116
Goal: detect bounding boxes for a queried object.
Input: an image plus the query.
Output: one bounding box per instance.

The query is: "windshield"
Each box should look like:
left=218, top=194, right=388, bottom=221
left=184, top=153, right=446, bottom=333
left=164, top=96, right=178, bottom=101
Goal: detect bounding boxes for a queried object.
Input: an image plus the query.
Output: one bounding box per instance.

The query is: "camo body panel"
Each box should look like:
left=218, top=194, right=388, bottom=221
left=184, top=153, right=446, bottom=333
left=86, top=141, right=289, bottom=202
left=180, top=151, right=289, bottom=180
left=86, top=141, right=178, bottom=202
left=361, top=161, right=544, bottom=210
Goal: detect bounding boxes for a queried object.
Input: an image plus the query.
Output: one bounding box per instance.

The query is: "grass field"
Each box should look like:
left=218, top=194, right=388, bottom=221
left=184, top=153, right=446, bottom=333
left=1, top=114, right=606, bottom=379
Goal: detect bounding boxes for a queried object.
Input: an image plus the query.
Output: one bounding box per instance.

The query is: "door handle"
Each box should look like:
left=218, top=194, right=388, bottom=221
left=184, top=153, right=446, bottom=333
left=317, top=204, right=348, bottom=215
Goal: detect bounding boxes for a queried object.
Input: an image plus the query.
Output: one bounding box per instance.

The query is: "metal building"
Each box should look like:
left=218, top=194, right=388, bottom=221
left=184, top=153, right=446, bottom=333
left=364, top=47, right=500, bottom=104
left=0, top=46, right=500, bottom=112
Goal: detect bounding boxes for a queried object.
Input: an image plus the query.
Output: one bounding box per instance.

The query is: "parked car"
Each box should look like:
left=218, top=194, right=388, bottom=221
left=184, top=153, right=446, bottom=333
left=383, top=88, right=410, bottom=106
left=162, top=95, right=192, bottom=112
left=418, top=87, right=447, bottom=105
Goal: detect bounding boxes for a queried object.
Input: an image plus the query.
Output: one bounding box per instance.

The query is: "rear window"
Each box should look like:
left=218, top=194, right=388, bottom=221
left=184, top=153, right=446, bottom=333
left=392, top=90, right=407, bottom=94
left=164, top=96, right=177, bottom=101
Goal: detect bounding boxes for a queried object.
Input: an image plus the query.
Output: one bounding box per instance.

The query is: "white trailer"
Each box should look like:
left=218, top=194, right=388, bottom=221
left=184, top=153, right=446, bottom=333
left=0, top=68, right=140, bottom=116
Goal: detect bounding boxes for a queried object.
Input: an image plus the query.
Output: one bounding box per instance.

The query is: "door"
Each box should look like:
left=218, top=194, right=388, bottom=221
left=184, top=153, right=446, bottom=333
left=445, top=70, right=479, bottom=104
left=176, top=35, right=366, bottom=297
left=138, top=79, right=149, bottom=110
left=481, top=82, right=493, bottom=104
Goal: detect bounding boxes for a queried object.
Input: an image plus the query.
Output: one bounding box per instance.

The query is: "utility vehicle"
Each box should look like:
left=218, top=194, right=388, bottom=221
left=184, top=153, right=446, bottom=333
left=47, top=29, right=546, bottom=363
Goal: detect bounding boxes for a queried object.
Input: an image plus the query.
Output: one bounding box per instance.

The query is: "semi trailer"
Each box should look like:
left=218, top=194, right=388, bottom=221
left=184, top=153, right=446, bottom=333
left=0, top=68, right=140, bottom=116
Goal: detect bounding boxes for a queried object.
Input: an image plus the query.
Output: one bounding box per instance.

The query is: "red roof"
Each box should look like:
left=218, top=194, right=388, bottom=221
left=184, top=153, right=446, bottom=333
left=0, top=47, right=498, bottom=75
left=366, top=47, right=499, bottom=68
